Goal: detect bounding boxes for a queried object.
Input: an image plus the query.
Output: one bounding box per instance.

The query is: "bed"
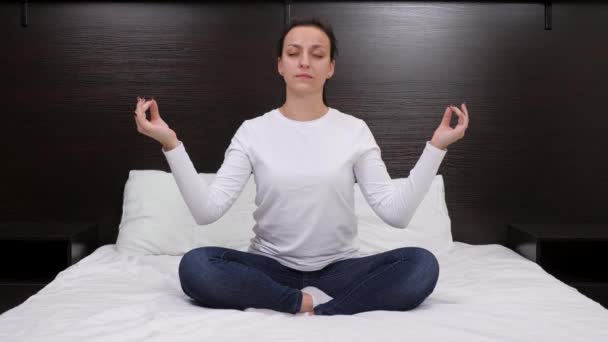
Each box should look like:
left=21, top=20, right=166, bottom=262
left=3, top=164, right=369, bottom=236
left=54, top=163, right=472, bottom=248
left=1, top=171, right=607, bottom=341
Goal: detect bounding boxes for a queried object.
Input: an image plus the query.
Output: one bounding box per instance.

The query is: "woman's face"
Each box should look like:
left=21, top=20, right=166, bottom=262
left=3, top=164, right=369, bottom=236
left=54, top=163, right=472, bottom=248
left=278, top=26, right=335, bottom=96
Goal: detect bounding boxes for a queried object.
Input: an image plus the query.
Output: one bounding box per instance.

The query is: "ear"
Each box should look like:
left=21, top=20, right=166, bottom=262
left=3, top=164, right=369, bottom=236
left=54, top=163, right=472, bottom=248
left=277, top=56, right=283, bottom=75
left=328, top=59, right=335, bottom=78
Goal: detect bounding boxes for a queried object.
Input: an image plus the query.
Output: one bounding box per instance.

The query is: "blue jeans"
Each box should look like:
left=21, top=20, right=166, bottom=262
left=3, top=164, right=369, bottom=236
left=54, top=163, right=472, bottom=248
left=178, top=246, right=439, bottom=316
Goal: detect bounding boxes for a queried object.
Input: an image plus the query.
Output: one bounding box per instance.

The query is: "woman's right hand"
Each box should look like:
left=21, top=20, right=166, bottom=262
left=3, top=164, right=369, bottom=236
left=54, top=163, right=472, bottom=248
left=133, top=97, right=178, bottom=149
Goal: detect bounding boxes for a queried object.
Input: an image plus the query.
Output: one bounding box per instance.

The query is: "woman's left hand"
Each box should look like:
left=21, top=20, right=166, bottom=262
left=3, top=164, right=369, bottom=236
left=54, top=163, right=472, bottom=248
left=430, top=103, right=469, bottom=150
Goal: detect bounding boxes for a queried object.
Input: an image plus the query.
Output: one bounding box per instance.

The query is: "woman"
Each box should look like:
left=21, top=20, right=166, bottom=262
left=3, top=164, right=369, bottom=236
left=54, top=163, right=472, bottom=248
left=133, top=17, right=469, bottom=316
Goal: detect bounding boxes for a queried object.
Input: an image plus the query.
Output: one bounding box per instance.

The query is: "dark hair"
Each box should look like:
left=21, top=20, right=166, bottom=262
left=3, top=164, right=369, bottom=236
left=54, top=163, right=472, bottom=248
left=277, top=17, right=339, bottom=105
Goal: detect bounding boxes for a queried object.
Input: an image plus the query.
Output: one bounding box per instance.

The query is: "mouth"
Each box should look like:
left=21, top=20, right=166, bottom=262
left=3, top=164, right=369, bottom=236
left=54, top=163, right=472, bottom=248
left=295, top=74, right=313, bottom=79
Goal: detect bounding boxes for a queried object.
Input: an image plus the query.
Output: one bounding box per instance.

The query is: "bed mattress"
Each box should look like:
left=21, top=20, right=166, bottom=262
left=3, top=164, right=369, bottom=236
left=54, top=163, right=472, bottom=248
left=1, top=242, right=607, bottom=341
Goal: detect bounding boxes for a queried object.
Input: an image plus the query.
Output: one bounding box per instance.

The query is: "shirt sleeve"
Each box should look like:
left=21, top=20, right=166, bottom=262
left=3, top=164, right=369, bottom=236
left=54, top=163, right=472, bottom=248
left=161, top=121, right=253, bottom=225
left=353, top=120, right=447, bottom=229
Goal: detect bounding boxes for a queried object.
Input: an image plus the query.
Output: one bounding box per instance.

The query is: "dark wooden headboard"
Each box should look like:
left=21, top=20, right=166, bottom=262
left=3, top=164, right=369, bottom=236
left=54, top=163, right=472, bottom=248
left=2, top=1, right=607, bottom=247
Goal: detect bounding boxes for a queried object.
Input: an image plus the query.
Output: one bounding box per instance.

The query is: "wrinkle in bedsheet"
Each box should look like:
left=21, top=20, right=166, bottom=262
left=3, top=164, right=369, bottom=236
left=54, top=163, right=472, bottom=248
left=0, top=243, right=607, bottom=342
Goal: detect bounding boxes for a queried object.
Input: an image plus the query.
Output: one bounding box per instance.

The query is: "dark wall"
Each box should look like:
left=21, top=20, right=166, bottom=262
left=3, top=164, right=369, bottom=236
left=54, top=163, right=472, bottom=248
left=1, top=1, right=607, bottom=247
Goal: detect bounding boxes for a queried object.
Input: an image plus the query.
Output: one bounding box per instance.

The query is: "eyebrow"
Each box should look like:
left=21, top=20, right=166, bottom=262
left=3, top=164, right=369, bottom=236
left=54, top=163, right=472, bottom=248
left=287, top=44, right=326, bottom=49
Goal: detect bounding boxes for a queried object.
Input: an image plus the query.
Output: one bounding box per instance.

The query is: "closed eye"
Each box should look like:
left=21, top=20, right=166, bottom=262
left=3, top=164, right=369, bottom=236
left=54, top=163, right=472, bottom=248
left=287, top=53, right=325, bottom=58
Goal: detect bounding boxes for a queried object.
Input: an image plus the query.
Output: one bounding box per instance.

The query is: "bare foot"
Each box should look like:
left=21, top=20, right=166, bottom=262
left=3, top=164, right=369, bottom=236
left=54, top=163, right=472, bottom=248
left=299, top=292, right=314, bottom=313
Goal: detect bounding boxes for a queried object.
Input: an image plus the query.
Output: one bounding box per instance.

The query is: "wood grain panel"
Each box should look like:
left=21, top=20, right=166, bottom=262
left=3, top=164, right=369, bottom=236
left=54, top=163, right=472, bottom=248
left=1, top=2, right=606, bottom=247
left=1, top=2, right=284, bottom=244
left=292, top=1, right=608, bottom=243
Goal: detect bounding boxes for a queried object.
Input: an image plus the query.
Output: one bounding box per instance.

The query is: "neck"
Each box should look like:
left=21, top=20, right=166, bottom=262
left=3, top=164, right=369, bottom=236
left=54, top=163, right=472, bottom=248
left=279, top=89, right=328, bottom=121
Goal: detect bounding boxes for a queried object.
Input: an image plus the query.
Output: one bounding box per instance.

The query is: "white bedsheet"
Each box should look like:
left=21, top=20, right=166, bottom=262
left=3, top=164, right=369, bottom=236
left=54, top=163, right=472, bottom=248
left=0, top=242, right=607, bottom=342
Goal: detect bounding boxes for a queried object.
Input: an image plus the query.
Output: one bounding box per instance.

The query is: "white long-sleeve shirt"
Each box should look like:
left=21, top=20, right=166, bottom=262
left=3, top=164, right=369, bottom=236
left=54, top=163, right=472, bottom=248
left=162, top=107, right=447, bottom=271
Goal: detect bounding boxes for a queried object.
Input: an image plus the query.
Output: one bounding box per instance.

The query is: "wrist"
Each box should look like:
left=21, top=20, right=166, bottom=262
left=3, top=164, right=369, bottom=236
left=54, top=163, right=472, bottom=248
left=430, top=139, right=447, bottom=151
left=162, top=137, right=180, bottom=152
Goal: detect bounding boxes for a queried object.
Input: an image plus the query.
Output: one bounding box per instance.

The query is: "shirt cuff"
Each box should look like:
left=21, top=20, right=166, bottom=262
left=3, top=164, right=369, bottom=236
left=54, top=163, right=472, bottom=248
left=425, top=140, right=448, bottom=155
left=161, top=141, right=185, bottom=160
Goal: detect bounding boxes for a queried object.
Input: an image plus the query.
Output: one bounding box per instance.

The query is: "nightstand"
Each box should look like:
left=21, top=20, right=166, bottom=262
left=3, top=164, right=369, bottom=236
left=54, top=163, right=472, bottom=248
left=507, top=223, right=608, bottom=309
left=0, top=222, right=99, bottom=315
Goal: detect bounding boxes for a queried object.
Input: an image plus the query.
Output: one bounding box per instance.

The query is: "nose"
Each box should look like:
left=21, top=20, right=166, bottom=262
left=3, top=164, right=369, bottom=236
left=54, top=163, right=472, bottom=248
left=299, top=54, right=310, bottom=68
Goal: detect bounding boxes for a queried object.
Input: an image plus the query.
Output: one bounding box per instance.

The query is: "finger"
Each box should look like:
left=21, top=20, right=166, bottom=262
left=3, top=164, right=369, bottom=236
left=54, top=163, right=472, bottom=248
left=134, top=108, right=147, bottom=122
left=133, top=111, right=143, bottom=131
left=150, top=99, right=160, bottom=120
left=135, top=100, right=151, bottom=118
left=448, top=105, right=462, bottom=126
left=440, top=106, right=452, bottom=127
left=134, top=103, right=144, bottom=118
left=457, top=113, right=469, bottom=131
left=134, top=110, right=153, bottom=130
left=133, top=113, right=142, bottom=130
left=450, top=105, right=465, bottom=125
left=150, top=99, right=160, bottom=118
left=451, top=104, right=464, bottom=116
left=133, top=110, right=143, bottom=123
left=142, top=100, right=153, bottom=112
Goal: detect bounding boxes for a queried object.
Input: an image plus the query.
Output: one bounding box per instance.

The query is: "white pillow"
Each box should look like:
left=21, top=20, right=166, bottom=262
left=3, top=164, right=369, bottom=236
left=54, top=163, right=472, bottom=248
left=355, top=175, right=453, bottom=257
left=116, top=170, right=197, bottom=255
left=116, top=170, right=453, bottom=256
left=116, top=170, right=256, bottom=255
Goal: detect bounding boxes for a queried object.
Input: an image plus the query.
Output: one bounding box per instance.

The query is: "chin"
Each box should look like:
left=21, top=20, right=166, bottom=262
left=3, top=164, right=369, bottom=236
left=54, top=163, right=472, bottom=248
left=287, top=83, right=321, bottom=91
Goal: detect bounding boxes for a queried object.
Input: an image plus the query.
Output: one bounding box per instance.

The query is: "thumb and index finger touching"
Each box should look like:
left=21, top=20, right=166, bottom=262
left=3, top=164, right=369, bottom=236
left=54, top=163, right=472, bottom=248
left=440, top=105, right=453, bottom=127
left=133, top=98, right=155, bottom=132
left=133, top=97, right=161, bottom=123
left=440, top=103, right=469, bottom=130
left=143, top=97, right=161, bottom=120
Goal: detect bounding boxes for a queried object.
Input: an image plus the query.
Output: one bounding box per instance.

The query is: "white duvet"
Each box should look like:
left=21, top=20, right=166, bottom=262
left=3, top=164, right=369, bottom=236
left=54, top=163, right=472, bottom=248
left=1, top=242, right=607, bottom=342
